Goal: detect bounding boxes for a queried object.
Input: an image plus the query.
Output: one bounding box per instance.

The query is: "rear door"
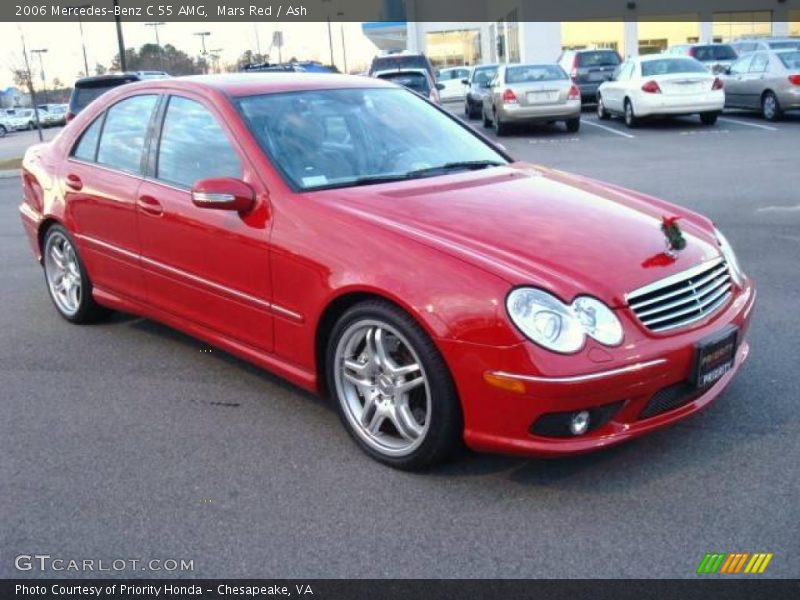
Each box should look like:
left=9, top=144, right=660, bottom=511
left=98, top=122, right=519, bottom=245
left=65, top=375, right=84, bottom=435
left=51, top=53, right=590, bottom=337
left=743, top=52, right=770, bottom=108
left=65, top=94, right=159, bottom=301
left=136, top=93, right=274, bottom=352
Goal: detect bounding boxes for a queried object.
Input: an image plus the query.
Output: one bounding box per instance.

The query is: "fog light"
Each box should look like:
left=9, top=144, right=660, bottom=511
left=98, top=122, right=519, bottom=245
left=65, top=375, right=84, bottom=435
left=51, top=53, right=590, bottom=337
left=570, top=411, right=590, bottom=435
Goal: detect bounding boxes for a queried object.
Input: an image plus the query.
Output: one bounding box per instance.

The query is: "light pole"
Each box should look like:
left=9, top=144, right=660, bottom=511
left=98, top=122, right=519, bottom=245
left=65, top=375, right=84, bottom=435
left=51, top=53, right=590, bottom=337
left=322, top=0, right=334, bottom=68
left=17, top=26, right=43, bottom=140
left=209, top=49, right=223, bottom=73
left=113, top=0, right=126, bottom=71
left=145, top=21, right=166, bottom=71
left=194, top=32, right=211, bottom=73
left=338, top=14, right=347, bottom=73
left=69, top=4, right=90, bottom=76
left=31, top=48, right=48, bottom=104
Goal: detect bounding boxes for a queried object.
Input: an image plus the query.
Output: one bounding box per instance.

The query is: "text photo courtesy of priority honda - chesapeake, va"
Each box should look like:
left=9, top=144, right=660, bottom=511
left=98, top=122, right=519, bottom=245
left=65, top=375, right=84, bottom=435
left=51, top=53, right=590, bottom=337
left=1, top=1, right=799, bottom=598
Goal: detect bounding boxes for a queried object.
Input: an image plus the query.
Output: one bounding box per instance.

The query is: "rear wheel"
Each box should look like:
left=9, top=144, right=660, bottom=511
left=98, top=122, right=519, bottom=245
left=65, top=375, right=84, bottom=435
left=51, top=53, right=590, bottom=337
left=597, top=94, right=610, bottom=120
left=565, top=117, right=580, bottom=133
left=700, top=111, right=719, bottom=126
left=482, top=107, right=492, bottom=128
left=0, top=125, right=6, bottom=137
left=42, top=225, right=110, bottom=324
left=624, top=99, right=638, bottom=128
left=326, top=300, right=462, bottom=470
left=27, top=121, right=35, bottom=131
left=494, top=111, right=508, bottom=136
left=761, top=91, right=782, bottom=121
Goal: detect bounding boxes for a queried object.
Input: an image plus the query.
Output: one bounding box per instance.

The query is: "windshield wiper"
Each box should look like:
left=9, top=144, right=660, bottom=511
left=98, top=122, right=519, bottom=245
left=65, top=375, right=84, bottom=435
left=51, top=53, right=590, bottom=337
left=403, top=160, right=506, bottom=178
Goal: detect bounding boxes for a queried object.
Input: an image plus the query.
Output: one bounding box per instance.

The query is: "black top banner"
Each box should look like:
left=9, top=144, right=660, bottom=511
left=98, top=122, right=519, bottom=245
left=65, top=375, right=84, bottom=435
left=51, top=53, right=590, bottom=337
left=6, top=0, right=800, bottom=22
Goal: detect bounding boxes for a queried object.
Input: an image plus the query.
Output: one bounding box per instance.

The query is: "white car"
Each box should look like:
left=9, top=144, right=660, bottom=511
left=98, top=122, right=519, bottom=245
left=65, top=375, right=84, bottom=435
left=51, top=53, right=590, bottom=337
left=436, top=66, right=470, bottom=101
left=8, top=109, right=39, bottom=131
left=596, top=55, right=725, bottom=127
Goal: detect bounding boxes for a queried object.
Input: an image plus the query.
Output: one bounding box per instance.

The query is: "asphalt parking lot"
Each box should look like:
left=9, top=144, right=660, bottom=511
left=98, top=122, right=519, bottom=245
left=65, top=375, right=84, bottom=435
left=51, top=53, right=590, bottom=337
left=0, top=126, right=63, bottom=162
left=1, top=106, right=798, bottom=579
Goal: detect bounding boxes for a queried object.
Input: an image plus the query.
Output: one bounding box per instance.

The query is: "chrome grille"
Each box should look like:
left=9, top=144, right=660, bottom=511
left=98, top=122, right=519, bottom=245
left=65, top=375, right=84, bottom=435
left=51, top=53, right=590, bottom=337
left=626, top=257, right=733, bottom=333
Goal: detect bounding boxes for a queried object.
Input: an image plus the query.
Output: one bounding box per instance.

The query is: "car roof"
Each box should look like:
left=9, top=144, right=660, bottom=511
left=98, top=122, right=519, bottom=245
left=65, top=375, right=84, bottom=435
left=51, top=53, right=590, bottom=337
left=636, top=54, right=696, bottom=63
left=118, top=73, right=393, bottom=97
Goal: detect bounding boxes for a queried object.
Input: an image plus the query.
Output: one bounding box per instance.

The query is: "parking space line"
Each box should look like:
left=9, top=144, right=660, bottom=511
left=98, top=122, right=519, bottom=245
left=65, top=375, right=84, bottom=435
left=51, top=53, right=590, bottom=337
left=718, top=117, right=778, bottom=131
left=581, top=120, right=635, bottom=138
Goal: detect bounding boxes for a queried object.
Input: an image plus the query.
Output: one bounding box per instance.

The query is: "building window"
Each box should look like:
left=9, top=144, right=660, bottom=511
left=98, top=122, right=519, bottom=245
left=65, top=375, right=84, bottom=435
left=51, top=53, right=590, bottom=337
left=562, top=21, right=625, bottom=56
left=638, top=16, right=700, bottom=51
left=790, top=10, right=800, bottom=36
left=425, top=29, right=482, bottom=67
left=712, top=11, right=772, bottom=41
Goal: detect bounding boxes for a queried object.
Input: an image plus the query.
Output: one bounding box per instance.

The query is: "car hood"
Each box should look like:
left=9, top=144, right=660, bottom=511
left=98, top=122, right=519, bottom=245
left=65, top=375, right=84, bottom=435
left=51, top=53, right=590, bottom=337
left=322, top=164, right=722, bottom=306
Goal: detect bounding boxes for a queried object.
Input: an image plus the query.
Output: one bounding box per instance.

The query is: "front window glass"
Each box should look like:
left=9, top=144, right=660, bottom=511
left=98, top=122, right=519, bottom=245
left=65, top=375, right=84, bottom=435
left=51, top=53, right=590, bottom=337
left=641, top=58, right=708, bottom=76
left=505, top=65, right=567, bottom=83
left=96, top=95, right=158, bottom=174
left=236, top=88, right=507, bottom=191
left=730, top=55, right=753, bottom=75
left=157, top=96, right=242, bottom=188
left=749, top=53, right=769, bottom=73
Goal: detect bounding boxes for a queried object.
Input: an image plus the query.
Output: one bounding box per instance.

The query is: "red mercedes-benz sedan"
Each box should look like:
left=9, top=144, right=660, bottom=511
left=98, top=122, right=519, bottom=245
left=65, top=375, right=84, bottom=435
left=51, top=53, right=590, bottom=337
left=19, top=74, right=755, bottom=469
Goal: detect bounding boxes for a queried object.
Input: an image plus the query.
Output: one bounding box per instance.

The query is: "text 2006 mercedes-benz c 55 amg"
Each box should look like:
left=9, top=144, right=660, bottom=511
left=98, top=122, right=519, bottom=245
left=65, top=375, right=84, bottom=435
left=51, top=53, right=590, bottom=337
left=19, top=74, right=755, bottom=469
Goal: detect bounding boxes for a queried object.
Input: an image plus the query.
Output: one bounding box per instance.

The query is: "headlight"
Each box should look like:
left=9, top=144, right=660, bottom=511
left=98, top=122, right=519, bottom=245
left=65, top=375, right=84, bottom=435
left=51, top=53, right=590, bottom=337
left=506, top=288, right=623, bottom=354
left=715, top=227, right=743, bottom=286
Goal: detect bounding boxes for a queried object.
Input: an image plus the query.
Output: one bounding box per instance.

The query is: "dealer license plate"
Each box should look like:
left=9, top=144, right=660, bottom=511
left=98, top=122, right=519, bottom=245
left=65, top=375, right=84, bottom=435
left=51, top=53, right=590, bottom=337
left=693, top=327, right=738, bottom=389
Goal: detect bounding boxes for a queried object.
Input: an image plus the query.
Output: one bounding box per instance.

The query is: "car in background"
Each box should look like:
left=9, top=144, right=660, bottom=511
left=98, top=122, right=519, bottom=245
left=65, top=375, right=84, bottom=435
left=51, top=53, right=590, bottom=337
left=134, top=71, right=170, bottom=80
left=482, top=63, right=581, bottom=135
left=665, top=43, right=738, bottom=74
left=67, top=73, right=141, bottom=122
left=8, top=108, right=39, bottom=131
left=463, top=63, right=499, bottom=118
left=37, top=103, right=68, bottom=127
left=730, top=37, right=800, bottom=55
left=557, top=49, right=622, bottom=104
left=436, top=66, right=471, bottom=101
left=374, top=69, right=444, bottom=104
left=721, top=49, right=800, bottom=120
left=597, top=55, right=724, bottom=127
left=369, top=52, right=436, bottom=81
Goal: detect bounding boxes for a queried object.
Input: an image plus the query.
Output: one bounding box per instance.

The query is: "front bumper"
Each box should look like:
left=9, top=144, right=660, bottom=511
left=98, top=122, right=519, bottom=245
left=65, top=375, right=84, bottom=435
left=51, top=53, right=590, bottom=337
left=440, top=280, right=755, bottom=457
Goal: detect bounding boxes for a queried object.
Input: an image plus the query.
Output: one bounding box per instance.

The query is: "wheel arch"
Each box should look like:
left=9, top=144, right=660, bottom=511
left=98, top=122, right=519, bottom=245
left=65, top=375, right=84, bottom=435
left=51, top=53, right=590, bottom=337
left=37, top=217, right=65, bottom=261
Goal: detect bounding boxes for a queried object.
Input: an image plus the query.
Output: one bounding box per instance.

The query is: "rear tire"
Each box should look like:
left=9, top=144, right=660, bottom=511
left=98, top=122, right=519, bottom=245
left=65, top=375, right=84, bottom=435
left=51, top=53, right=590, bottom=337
left=761, top=91, right=782, bottom=121
left=494, top=112, right=508, bottom=136
left=42, top=225, right=111, bottom=324
left=624, top=99, right=638, bottom=128
left=0, top=125, right=6, bottom=137
left=482, top=108, right=492, bottom=128
left=700, top=112, right=719, bottom=126
left=597, top=95, right=610, bottom=120
left=28, top=121, right=35, bottom=131
left=326, top=299, right=463, bottom=470
left=565, top=117, right=580, bottom=133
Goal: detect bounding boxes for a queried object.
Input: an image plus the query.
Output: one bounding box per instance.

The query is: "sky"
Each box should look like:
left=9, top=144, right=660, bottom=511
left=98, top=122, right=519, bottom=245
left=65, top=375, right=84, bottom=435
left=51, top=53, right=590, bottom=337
left=0, top=21, right=381, bottom=88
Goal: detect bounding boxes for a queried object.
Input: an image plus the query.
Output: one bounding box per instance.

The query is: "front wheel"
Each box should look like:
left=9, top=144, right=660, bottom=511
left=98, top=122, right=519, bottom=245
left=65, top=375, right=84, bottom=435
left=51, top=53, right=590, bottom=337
left=0, top=125, right=6, bottom=137
left=762, top=91, right=782, bottom=121
left=700, top=111, right=719, bottom=126
left=326, top=300, right=462, bottom=470
left=565, top=117, right=580, bottom=133
left=28, top=121, right=35, bottom=131
left=42, top=225, right=110, bottom=323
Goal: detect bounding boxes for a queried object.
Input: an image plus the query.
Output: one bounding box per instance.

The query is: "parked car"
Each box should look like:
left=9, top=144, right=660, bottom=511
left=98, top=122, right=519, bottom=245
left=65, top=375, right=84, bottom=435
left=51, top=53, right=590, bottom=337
left=482, top=63, right=581, bottom=135
left=369, top=52, right=436, bottom=81
left=374, top=69, right=444, bottom=104
left=19, top=74, right=755, bottom=469
left=134, top=70, right=170, bottom=80
left=730, top=37, right=800, bottom=55
left=9, top=109, right=39, bottom=131
left=37, top=104, right=68, bottom=127
left=557, top=49, right=622, bottom=103
left=67, top=73, right=141, bottom=122
left=665, top=43, right=738, bottom=74
left=436, top=66, right=471, bottom=101
left=463, top=63, right=499, bottom=118
left=721, top=49, right=800, bottom=120
left=596, top=55, right=725, bottom=127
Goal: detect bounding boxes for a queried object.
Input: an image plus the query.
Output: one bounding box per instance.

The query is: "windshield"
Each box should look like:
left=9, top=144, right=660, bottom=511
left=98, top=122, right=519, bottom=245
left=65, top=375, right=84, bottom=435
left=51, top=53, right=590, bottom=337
left=237, top=87, right=507, bottom=191
left=472, top=66, right=497, bottom=84
left=376, top=72, right=430, bottom=95
left=692, top=45, right=737, bottom=61
left=777, top=50, right=800, bottom=69
left=506, top=65, right=567, bottom=83
left=642, top=58, right=708, bottom=76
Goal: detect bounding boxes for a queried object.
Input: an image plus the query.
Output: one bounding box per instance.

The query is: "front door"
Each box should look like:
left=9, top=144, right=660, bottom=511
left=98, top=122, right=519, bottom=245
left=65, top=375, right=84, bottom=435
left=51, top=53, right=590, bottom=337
left=136, top=94, right=274, bottom=352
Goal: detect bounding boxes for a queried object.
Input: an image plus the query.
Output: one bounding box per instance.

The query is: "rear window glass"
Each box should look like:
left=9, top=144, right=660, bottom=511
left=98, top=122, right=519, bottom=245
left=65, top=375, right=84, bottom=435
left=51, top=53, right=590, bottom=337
left=377, top=72, right=430, bottom=94
left=769, top=41, right=800, bottom=50
left=371, top=55, right=428, bottom=73
left=506, top=65, right=567, bottom=83
left=641, top=58, right=707, bottom=76
left=577, top=51, right=620, bottom=67
left=472, top=67, right=497, bottom=84
left=71, top=79, right=138, bottom=111
left=692, top=45, right=737, bottom=61
left=777, top=51, right=800, bottom=69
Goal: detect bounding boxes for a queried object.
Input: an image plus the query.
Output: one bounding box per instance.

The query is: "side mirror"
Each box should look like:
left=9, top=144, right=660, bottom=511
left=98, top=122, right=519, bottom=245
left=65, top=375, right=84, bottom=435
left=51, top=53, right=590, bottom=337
left=436, top=83, right=446, bottom=91
left=191, top=177, right=255, bottom=213
left=461, top=78, right=469, bottom=85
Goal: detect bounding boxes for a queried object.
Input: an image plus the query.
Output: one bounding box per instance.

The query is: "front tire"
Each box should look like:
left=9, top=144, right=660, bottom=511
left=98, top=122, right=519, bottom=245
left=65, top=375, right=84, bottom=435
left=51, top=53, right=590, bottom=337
left=700, top=111, right=719, bottom=126
left=762, top=91, right=782, bottom=121
left=326, top=300, right=462, bottom=470
left=42, top=225, right=110, bottom=323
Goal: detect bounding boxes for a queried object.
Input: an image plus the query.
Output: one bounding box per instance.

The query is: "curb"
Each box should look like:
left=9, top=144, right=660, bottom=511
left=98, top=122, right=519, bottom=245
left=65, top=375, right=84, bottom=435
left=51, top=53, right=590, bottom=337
left=0, top=169, right=20, bottom=179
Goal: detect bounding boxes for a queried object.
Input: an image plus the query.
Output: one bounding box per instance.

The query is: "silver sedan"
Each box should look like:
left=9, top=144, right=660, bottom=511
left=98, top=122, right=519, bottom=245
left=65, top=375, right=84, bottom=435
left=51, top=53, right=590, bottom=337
left=722, top=49, right=800, bottom=120
left=482, top=64, right=581, bottom=135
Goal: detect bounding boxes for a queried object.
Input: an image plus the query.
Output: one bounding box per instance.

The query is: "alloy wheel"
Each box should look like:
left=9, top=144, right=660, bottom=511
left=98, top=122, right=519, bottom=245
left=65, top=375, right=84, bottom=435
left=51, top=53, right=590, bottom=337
left=44, top=231, right=82, bottom=316
left=333, top=319, right=431, bottom=457
left=762, top=93, right=778, bottom=121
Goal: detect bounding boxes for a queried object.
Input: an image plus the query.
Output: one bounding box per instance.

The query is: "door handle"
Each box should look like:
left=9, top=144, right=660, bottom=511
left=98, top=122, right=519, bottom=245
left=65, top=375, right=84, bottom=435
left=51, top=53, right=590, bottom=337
left=138, top=194, right=163, bottom=216
left=65, top=174, right=83, bottom=191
